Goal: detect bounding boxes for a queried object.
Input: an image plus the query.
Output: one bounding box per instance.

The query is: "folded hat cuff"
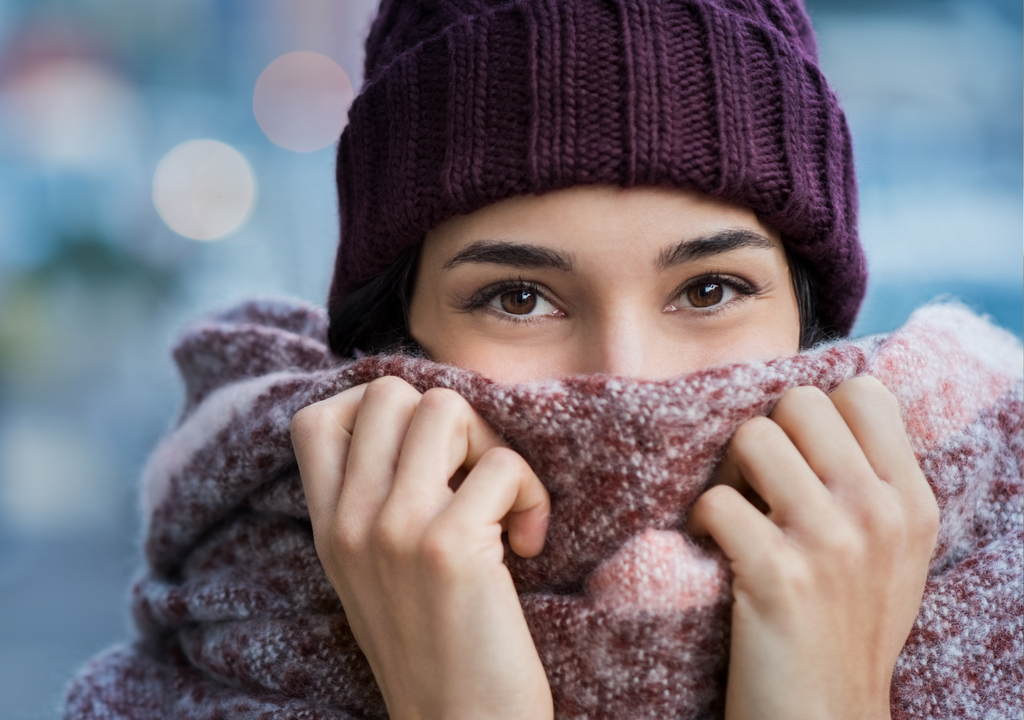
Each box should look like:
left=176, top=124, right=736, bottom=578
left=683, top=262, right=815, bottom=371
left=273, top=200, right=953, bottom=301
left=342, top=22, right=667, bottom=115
left=332, top=0, right=864, bottom=335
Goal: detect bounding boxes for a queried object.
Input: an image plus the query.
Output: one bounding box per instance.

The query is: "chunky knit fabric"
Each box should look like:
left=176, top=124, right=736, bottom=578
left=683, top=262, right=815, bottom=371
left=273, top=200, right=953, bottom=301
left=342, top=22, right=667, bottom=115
left=64, top=299, right=1022, bottom=719
left=331, top=0, right=865, bottom=335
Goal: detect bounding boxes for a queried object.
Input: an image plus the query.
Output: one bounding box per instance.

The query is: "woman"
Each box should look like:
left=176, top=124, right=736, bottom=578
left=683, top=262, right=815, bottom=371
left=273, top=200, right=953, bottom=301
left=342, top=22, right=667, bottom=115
left=294, top=187, right=937, bottom=719
left=292, top=0, right=938, bottom=717
left=64, top=0, right=1022, bottom=718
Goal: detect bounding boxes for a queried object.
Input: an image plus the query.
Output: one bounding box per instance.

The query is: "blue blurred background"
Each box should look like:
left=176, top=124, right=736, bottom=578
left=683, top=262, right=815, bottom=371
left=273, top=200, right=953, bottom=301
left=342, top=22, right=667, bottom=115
left=0, top=0, right=1020, bottom=716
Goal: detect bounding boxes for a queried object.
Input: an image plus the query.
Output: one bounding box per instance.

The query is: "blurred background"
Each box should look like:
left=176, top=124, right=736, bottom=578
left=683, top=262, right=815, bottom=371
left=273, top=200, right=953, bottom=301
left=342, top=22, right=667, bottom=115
left=0, top=0, right=1020, bottom=716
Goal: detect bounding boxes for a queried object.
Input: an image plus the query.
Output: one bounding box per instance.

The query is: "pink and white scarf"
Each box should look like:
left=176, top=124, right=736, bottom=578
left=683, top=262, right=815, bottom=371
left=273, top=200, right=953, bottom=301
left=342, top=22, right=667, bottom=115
left=64, top=300, right=1023, bottom=719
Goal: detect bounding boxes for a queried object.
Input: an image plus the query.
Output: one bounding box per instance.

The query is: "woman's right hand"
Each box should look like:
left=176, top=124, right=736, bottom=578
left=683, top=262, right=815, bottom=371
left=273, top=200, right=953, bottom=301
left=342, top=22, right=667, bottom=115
left=290, top=376, right=553, bottom=720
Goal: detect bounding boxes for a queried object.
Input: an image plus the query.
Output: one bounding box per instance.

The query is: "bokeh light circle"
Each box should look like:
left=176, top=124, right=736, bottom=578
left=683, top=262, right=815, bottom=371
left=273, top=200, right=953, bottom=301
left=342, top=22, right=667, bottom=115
left=3, top=59, right=142, bottom=169
left=152, top=140, right=257, bottom=241
left=254, top=51, right=354, bottom=152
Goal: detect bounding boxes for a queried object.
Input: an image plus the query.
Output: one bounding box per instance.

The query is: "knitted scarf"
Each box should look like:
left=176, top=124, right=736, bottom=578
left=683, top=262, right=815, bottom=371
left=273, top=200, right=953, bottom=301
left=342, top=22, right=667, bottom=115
left=64, top=300, right=1023, bottom=720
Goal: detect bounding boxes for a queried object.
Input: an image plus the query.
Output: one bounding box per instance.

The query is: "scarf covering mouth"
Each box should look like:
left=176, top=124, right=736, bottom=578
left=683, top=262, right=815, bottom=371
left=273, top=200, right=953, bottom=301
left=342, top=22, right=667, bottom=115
left=64, top=300, right=1023, bottom=720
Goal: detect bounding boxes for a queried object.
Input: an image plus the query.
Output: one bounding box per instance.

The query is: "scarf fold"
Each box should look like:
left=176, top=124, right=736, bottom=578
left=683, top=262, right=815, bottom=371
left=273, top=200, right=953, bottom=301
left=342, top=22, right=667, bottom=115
left=64, top=300, right=1023, bottom=720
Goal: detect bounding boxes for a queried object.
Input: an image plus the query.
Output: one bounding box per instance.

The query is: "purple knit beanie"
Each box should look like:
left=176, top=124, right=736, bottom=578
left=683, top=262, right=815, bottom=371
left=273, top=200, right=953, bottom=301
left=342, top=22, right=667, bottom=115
left=330, top=0, right=866, bottom=336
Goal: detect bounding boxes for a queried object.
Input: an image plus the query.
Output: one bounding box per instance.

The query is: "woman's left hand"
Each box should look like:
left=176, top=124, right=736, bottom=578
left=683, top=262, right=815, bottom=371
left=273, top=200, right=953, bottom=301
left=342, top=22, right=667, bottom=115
left=687, top=376, right=940, bottom=720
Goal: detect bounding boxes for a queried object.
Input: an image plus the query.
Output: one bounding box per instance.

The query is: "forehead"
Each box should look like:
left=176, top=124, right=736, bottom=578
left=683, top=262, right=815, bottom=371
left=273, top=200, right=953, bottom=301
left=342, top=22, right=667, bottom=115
left=421, top=185, right=782, bottom=262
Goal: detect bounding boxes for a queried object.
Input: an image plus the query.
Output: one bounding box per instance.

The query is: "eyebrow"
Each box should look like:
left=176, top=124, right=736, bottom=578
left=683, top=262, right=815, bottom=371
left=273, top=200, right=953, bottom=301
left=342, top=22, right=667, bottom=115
left=657, top=229, right=776, bottom=269
left=443, top=240, right=574, bottom=272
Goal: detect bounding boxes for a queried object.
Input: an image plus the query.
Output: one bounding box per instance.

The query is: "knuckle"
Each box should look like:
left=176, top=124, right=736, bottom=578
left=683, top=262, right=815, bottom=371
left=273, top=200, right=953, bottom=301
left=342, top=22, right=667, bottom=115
left=330, top=521, right=363, bottom=559
left=866, top=499, right=909, bottom=546
left=837, top=376, right=901, bottom=413
left=758, top=544, right=810, bottom=592
left=418, top=525, right=461, bottom=576
left=771, top=385, right=831, bottom=425
left=364, top=375, right=416, bottom=401
left=845, top=375, right=889, bottom=396
left=699, top=483, right=739, bottom=513
left=368, top=515, right=411, bottom=558
left=479, top=446, right=526, bottom=474
left=783, top=384, right=829, bottom=405
left=419, top=387, right=469, bottom=415
left=778, top=561, right=812, bottom=595
left=290, top=403, right=330, bottom=444
left=820, top=524, right=868, bottom=568
left=731, top=416, right=780, bottom=447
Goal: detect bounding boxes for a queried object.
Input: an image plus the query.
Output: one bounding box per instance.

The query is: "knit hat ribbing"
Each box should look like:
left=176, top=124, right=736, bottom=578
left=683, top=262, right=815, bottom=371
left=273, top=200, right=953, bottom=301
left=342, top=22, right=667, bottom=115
left=330, top=0, right=866, bottom=336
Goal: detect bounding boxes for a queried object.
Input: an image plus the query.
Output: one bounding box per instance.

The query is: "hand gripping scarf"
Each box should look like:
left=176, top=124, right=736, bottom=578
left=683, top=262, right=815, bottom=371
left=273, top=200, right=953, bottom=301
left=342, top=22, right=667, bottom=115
left=64, top=300, right=1023, bottom=720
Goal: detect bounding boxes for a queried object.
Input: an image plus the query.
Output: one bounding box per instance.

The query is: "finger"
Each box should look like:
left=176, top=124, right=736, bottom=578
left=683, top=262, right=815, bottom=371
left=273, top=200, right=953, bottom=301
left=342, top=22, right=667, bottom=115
left=725, top=416, right=832, bottom=524
left=385, top=388, right=505, bottom=523
left=436, top=447, right=550, bottom=558
left=341, top=376, right=423, bottom=528
left=829, top=377, right=940, bottom=541
left=687, top=484, right=784, bottom=564
left=828, top=377, right=924, bottom=494
left=770, top=386, right=880, bottom=498
left=291, top=384, right=367, bottom=528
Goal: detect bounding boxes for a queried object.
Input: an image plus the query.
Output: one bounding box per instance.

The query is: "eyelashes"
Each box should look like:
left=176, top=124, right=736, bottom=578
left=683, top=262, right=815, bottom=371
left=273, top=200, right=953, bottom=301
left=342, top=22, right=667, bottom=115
left=460, top=273, right=761, bottom=323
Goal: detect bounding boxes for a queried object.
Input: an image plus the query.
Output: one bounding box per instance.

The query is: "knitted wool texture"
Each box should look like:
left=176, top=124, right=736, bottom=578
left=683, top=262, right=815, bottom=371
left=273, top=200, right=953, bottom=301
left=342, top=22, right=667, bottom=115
left=331, top=0, right=866, bottom=335
left=64, top=300, right=1022, bottom=719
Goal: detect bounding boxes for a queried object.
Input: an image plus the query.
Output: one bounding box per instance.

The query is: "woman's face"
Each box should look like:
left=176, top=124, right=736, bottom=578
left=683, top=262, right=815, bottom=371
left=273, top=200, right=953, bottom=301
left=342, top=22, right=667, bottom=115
left=408, top=185, right=800, bottom=383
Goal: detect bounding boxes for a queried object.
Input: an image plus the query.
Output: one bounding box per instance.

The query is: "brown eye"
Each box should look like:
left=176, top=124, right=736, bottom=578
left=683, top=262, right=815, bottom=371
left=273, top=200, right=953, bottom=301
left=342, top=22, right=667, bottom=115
left=499, top=289, right=538, bottom=315
left=484, top=284, right=561, bottom=319
left=686, top=282, right=725, bottom=308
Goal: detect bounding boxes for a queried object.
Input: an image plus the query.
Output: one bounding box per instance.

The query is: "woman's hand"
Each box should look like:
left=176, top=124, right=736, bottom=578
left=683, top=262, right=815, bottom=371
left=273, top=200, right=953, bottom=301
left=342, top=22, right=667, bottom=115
left=688, top=377, right=940, bottom=720
left=291, top=377, right=553, bottom=720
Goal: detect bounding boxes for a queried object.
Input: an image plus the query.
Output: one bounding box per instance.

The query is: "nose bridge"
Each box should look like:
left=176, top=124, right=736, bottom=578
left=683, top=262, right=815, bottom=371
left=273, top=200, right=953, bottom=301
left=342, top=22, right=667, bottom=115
left=588, top=309, right=649, bottom=377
